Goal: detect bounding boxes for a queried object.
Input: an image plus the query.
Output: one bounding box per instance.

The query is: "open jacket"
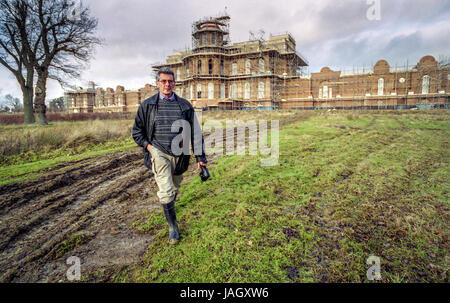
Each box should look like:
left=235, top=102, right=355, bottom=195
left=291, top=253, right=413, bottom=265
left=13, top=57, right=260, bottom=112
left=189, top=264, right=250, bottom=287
left=132, top=93, right=207, bottom=171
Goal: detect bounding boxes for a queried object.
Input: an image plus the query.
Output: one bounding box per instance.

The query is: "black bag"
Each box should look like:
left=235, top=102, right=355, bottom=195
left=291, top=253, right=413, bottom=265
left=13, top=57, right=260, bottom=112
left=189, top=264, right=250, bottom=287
left=174, top=154, right=191, bottom=175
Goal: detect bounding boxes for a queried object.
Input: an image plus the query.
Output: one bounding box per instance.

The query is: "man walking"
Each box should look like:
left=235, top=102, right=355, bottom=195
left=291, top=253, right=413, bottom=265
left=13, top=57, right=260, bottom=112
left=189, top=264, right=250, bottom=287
left=132, top=67, right=207, bottom=245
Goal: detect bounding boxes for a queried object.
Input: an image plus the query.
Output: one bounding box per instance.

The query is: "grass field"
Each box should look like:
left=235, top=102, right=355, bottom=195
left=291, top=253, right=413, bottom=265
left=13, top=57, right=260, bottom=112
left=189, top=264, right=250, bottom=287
left=0, top=109, right=448, bottom=282
left=123, top=110, right=449, bottom=282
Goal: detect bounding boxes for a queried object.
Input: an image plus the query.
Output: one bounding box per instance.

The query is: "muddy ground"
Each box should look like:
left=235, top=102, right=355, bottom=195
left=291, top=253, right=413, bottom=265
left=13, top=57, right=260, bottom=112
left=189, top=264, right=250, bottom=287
left=0, top=113, right=312, bottom=282
left=0, top=133, right=261, bottom=282
left=0, top=149, right=171, bottom=282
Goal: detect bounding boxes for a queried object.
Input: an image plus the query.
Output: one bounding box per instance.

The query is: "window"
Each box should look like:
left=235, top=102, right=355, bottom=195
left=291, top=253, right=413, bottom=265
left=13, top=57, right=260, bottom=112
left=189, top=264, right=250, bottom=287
left=220, top=60, right=224, bottom=75
left=329, top=87, right=333, bottom=99
left=202, top=34, right=207, bottom=45
left=198, top=60, right=202, bottom=74
left=177, top=69, right=181, bottom=81
left=190, top=85, right=193, bottom=99
left=378, top=78, right=384, bottom=96
left=186, top=68, right=190, bottom=78
left=422, top=75, right=430, bottom=94
left=258, top=82, right=265, bottom=99
left=212, top=32, right=216, bottom=45
left=244, top=82, right=250, bottom=99
left=232, top=62, right=237, bottom=75
left=319, top=88, right=323, bottom=99
left=245, top=60, right=251, bottom=74
left=259, top=58, right=265, bottom=73
left=232, top=83, right=237, bottom=99
left=323, top=86, right=328, bottom=99
left=197, top=84, right=202, bottom=99
left=208, top=59, right=213, bottom=75
left=208, top=83, right=214, bottom=99
left=220, top=83, right=225, bottom=99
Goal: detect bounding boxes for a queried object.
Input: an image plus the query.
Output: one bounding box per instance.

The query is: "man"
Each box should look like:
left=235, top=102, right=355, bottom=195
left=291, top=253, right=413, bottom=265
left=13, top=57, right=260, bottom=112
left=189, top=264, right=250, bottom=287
left=132, top=67, right=207, bottom=245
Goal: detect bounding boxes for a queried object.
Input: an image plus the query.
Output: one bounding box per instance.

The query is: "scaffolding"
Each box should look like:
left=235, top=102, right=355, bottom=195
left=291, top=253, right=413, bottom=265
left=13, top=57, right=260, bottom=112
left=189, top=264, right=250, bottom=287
left=151, top=14, right=449, bottom=111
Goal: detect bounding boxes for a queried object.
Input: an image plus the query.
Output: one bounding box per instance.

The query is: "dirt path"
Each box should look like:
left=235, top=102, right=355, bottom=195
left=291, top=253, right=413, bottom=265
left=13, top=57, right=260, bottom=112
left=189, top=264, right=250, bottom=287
left=0, top=149, right=166, bottom=282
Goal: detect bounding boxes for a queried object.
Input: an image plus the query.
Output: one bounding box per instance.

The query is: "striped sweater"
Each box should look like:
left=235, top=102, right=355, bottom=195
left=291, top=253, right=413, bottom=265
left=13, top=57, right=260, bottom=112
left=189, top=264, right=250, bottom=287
left=151, top=98, right=183, bottom=156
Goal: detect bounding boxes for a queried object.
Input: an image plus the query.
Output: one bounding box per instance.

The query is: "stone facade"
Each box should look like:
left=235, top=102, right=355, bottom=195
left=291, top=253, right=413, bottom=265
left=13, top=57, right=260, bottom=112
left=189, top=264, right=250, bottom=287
left=66, top=82, right=157, bottom=114
left=281, top=55, right=449, bottom=109
left=67, top=15, right=449, bottom=112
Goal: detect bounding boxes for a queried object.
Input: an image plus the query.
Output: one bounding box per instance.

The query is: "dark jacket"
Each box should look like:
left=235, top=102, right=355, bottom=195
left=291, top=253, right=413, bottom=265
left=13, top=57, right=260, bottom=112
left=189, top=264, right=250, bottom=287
left=132, top=93, right=207, bottom=171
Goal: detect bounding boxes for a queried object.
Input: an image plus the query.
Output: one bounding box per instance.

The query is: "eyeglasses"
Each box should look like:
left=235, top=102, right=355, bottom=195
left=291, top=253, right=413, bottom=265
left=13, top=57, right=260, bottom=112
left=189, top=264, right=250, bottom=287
left=158, top=80, right=175, bottom=84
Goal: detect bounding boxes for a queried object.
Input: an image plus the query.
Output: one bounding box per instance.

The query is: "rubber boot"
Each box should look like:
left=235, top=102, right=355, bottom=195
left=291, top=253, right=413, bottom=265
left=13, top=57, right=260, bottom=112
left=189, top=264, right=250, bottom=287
left=162, top=200, right=180, bottom=245
left=163, top=193, right=177, bottom=219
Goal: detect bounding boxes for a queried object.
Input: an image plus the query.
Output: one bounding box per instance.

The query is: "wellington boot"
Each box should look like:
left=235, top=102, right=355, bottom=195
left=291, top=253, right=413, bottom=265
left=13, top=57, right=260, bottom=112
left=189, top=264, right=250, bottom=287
left=162, top=200, right=180, bottom=245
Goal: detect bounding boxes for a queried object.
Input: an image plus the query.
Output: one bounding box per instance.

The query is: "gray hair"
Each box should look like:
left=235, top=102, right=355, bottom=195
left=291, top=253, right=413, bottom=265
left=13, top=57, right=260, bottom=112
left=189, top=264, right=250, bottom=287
left=156, top=67, right=176, bottom=82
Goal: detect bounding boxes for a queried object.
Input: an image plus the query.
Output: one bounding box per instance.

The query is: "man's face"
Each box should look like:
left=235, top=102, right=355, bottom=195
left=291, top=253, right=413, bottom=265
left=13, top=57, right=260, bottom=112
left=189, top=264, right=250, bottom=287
left=157, top=73, right=175, bottom=97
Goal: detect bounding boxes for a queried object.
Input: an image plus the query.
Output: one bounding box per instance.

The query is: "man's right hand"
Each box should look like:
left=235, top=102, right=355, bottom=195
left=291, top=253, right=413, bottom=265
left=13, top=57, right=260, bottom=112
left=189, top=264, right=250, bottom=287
left=146, top=144, right=152, bottom=152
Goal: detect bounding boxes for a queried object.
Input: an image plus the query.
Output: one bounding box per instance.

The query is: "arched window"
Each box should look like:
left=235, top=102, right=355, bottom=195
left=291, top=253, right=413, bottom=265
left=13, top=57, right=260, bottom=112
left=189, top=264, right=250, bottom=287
left=198, top=60, right=202, bottom=75
left=422, top=75, right=430, bottom=94
left=244, top=82, right=250, bottom=99
left=258, top=82, right=265, bottom=99
left=197, top=83, right=202, bottom=99
left=259, top=58, right=265, bottom=73
left=208, top=83, right=214, bottom=99
left=232, top=62, right=237, bottom=75
left=208, top=59, right=213, bottom=75
left=378, top=78, right=384, bottom=96
left=245, top=60, right=251, bottom=74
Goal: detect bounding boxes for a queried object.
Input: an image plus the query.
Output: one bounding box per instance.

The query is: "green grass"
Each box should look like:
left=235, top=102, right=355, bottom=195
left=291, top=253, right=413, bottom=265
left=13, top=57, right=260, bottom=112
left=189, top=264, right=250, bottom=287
left=124, top=110, right=449, bottom=283
left=49, top=232, right=95, bottom=259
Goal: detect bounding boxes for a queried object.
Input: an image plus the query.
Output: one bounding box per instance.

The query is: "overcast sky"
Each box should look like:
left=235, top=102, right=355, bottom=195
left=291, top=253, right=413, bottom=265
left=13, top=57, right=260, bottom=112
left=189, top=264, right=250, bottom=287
left=1, top=0, right=449, bottom=101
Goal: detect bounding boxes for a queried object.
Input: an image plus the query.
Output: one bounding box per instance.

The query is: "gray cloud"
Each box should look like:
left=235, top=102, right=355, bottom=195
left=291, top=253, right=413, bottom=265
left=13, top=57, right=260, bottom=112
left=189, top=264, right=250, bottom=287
left=0, top=0, right=449, bottom=100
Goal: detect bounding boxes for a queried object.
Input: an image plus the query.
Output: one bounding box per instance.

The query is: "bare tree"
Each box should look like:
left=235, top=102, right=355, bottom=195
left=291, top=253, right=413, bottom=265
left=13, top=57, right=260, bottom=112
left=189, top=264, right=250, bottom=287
left=0, top=0, right=100, bottom=125
left=2, top=94, right=23, bottom=112
left=30, top=0, right=100, bottom=124
left=0, top=0, right=36, bottom=123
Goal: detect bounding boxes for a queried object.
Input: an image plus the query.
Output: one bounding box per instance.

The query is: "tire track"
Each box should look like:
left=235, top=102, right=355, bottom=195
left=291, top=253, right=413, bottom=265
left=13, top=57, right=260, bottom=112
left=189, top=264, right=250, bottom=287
left=0, top=150, right=151, bottom=282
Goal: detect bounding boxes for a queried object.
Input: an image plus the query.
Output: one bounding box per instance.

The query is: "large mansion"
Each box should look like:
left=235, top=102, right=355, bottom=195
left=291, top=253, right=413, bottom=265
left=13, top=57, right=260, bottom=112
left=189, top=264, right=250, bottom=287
left=66, top=15, right=449, bottom=113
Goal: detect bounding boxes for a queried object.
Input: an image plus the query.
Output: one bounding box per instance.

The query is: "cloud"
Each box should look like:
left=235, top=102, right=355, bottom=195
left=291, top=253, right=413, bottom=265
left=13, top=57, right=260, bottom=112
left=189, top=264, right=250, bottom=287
left=0, top=0, right=449, bottom=100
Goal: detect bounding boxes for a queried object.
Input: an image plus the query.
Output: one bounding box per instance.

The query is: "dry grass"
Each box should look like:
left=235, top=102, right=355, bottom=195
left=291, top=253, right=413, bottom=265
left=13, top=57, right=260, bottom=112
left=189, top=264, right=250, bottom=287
left=0, top=119, right=134, bottom=165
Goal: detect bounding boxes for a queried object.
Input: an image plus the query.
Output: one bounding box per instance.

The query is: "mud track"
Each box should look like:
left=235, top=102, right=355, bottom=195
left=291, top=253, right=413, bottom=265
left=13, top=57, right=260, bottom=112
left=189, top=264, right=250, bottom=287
left=0, top=149, right=168, bottom=282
